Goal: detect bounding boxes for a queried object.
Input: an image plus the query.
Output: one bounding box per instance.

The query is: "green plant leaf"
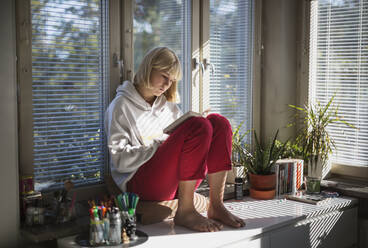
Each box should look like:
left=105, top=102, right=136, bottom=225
left=289, top=104, right=308, bottom=113
left=288, top=94, right=356, bottom=168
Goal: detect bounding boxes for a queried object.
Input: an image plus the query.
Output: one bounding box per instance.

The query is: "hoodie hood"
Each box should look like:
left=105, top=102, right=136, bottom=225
left=116, top=81, right=166, bottom=114
left=116, top=80, right=150, bottom=111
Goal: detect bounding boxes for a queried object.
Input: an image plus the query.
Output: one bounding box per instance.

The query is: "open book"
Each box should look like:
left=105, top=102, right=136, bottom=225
left=163, top=111, right=202, bottom=134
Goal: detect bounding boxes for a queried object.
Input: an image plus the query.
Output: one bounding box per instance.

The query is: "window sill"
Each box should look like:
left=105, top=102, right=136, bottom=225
left=322, top=175, right=368, bottom=199
left=21, top=182, right=243, bottom=245
left=58, top=196, right=358, bottom=248
left=331, top=163, right=368, bottom=179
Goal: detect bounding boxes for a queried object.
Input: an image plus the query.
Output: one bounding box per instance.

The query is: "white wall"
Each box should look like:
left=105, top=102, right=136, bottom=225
left=0, top=0, right=20, bottom=247
left=261, top=0, right=298, bottom=143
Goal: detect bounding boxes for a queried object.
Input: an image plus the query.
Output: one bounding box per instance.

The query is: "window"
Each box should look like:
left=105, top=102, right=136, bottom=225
left=209, top=0, right=253, bottom=143
left=132, top=0, right=253, bottom=136
left=17, top=0, right=255, bottom=191
left=309, top=0, right=368, bottom=166
left=133, top=0, right=192, bottom=111
left=18, top=0, right=109, bottom=190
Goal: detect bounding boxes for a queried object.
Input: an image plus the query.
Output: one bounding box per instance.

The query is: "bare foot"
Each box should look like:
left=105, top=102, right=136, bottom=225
left=174, top=209, right=223, bottom=232
left=207, top=203, right=245, bottom=228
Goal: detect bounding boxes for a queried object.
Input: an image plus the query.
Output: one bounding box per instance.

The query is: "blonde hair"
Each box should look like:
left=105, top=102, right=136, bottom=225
left=133, top=47, right=182, bottom=102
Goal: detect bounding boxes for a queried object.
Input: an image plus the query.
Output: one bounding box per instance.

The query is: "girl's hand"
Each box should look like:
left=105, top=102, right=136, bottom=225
left=154, top=133, right=169, bottom=144
left=202, top=108, right=211, bottom=118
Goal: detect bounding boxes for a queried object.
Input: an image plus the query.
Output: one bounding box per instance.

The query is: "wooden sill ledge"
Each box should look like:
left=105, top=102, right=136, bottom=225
left=322, top=175, right=368, bottom=199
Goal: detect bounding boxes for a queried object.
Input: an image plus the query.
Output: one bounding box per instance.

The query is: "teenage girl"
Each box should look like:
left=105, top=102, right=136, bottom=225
left=105, top=47, right=245, bottom=232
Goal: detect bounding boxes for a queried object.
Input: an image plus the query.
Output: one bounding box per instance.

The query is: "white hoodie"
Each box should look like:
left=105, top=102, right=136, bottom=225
left=105, top=80, right=182, bottom=191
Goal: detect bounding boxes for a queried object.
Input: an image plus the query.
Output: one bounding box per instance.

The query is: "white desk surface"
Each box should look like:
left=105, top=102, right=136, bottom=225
left=58, top=196, right=357, bottom=248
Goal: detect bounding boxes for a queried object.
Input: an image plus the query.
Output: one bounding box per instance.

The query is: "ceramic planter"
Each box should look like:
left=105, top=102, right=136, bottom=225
left=249, top=173, right=276, bottom=190
left=248, top=173, right=276, bottom=200
left=249, top=188, right=276, bottom=200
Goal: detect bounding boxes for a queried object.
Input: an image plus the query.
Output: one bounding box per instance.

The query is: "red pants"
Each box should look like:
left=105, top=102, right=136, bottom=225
left=127, top=114, right=232, bottom=201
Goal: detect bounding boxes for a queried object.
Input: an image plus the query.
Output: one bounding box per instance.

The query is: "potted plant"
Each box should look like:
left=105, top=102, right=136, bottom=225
left=231, top=122, right=249, bottom=176
left=231, top=122, right=249, bottom=199
left=274, top=140, right=303, bottom=160
left=289, top=95, right=355, bottom=193
left=244, top=129, right=287, bottom=200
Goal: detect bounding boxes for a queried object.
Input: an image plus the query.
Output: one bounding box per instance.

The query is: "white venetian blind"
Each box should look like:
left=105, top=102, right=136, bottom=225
left=133, top=0, right=191, bottom=111
left=310, top=0, right=368, bottom=166
left=31, top=0, right=109, bottom=190
left=209, top=0, right=253, bottom=144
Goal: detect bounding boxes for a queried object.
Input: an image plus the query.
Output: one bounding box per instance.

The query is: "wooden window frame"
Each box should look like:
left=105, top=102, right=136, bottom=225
left=298, top=0, right=368, bottom=180
left=15, top=0, right=262, bottom=194
left=15, top=0, right=121, bottom=195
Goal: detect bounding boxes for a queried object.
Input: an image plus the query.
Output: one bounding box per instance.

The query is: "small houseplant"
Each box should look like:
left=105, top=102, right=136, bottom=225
left=274, top=140, right=303, bottom=160
left=289, top=95, right=355, bottom=193
left=228, top=122, right=249, bottom=197
left=244, top=129, right=287, bottom=200
left=231, top=122, right=249, bottom=177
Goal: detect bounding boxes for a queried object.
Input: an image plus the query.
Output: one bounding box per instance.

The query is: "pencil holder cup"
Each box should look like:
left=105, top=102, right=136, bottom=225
left=108, top=210, right=122, bottom=245
left=121, top=211, right=137, bottom=241
left=89, top=218, right=105, bottom=246
left=305, top=176, right=321, bottom=194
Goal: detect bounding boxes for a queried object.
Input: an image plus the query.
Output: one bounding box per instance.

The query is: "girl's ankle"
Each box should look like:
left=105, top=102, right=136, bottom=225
left=176, top=205, right=196, bottom=214
left=209, top=201, right=225, bottom=209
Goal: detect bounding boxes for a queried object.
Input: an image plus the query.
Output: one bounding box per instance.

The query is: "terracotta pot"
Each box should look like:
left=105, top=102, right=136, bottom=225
left=249, top=173, right=276, bottom=190
left=249, top=188, right=276, bottom=200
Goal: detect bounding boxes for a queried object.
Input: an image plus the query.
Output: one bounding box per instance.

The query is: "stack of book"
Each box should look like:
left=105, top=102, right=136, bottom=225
left=273, top=158, right=304, bottom=197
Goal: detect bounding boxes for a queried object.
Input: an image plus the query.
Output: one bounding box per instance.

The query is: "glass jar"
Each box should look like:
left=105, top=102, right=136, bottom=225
left=108, top=210, right=121, bottom=245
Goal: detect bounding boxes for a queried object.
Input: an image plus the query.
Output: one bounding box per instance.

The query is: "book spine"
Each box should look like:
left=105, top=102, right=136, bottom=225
left=300, top=162, right=302, bottom=190
left=296, top=161, right=300, bottom=190
left=284, top=164, right=288, bottom=194
left=292, top=161, right=297, bottom=194
left=300, top=160, right=304, bottom=188
left=275, top=164, right=279, bottom=197
left=286, top=163, right=293, bottom=193
left=279, top=167, right=285, bottom=195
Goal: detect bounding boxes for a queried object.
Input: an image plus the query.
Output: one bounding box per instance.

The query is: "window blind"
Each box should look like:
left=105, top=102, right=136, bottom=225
left=310, top=0, right=368, bottom=166
left=133, top=0, right=191, bottom=111
left=31, top=0, right=109, bottom=190
left=209, top=0, right=253, bottom=144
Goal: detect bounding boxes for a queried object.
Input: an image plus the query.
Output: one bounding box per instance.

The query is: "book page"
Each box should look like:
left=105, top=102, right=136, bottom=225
left=163, top=111, right=202, bottom=134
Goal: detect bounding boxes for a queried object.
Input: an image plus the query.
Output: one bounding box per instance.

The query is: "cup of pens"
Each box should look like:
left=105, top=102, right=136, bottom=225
left=88, top=192, right=140, bottom=246
left=117, top=192, right=139, bottom=241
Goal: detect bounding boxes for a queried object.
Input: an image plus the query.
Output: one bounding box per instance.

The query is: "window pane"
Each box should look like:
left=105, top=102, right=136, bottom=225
left=310, top=0, right=368, bottom=166
left=133, top=0, right=191, bottom=110
left=209, top=0, right=253, bottom=143
left=31, top=0, right=109, bottom=190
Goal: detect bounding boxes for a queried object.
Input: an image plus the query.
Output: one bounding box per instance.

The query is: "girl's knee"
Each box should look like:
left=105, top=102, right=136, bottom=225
left=188, top=116, right=213, bottom=137
left=207, top=114, right=232, bottom=132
